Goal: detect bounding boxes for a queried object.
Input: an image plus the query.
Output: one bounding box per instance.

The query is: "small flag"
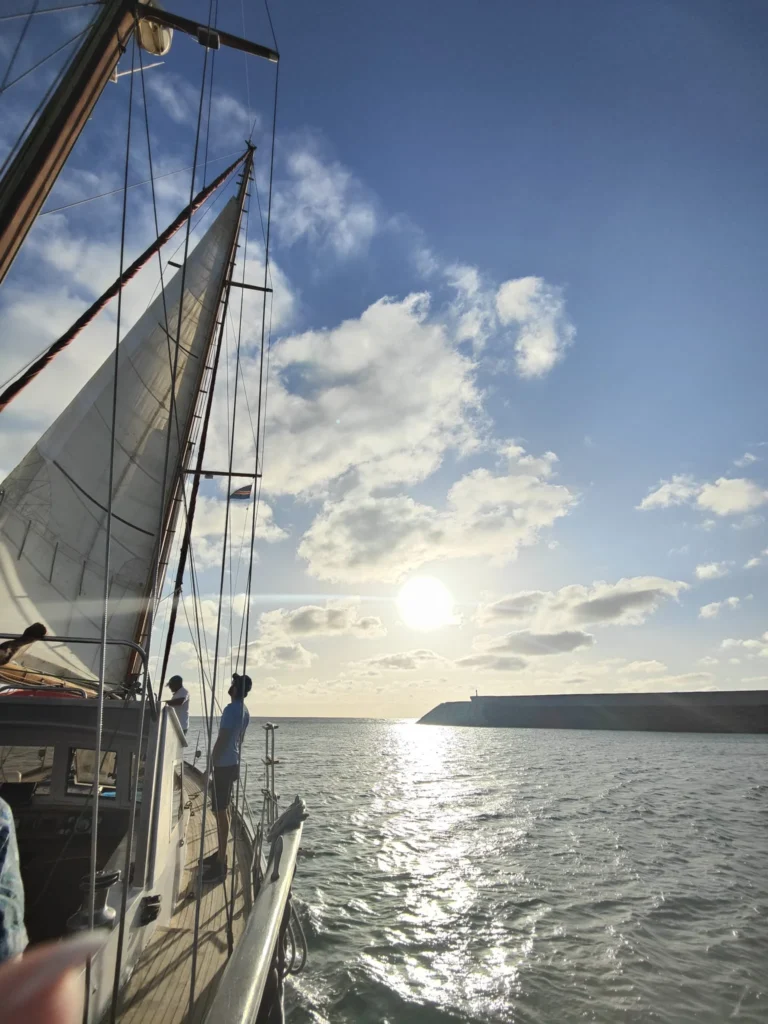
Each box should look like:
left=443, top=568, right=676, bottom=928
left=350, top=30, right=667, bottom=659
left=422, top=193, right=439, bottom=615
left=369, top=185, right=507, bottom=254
left=230, top=484, right=252, bottom=500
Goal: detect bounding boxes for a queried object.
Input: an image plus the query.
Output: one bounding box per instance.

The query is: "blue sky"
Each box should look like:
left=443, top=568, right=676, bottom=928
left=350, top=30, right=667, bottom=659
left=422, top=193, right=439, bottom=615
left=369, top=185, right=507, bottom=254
left=1, top=0, right=768, bottom=716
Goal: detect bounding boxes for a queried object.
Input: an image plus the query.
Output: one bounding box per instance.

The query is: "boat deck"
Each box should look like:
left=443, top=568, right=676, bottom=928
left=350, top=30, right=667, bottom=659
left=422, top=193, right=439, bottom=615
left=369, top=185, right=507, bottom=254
left=116, top=767, right=253, bottom=1024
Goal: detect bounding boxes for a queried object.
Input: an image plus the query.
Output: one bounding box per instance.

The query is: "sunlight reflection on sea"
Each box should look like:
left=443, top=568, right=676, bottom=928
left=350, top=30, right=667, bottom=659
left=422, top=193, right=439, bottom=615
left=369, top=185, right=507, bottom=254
left=233, top=719, right=767, bottom=1024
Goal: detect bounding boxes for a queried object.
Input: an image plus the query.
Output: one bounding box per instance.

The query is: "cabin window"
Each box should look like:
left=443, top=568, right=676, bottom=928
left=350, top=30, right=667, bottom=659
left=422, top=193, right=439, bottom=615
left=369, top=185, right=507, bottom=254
left=66, top=748, right=117, bottom=797
left=0, top=746, right=54, bottom=794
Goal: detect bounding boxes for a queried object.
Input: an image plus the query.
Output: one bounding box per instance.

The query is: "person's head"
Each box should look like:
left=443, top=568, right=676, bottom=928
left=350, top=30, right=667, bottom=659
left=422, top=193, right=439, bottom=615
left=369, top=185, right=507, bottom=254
left=168, top=675, right=183, bottom=694
left=229, top=673, right=252, bottom=701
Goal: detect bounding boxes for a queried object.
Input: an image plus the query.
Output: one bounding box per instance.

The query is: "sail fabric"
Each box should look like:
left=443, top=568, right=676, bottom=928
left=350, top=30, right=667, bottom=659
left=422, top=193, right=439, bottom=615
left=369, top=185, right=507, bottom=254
left=0, top=199, right=238, bottom=684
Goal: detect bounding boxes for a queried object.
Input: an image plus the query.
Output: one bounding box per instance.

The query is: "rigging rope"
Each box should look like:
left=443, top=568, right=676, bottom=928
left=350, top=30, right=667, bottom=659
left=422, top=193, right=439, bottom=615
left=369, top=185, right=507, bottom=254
left=87, top=33, right=136, bottom=1021
left=109, top=40, right=207, bottom=1014
left=1, top=0, right=41, bottom=91
left=188, top=2, right=253, bottom=1001
left=201, top=0, right=218, bottom=188
left=0, top=25, right=87, bottom=96
left=137, top=38, right=176, bottom=675
left=205, top=180, right=249, bottom=958
left=225, top=161, right=255, bottom=924
left=0, top=152, right=247, bottom=414
left=0, top=2, right=99, bottom=22
left=242, top=61, right=279, bottom=673
left=39, top=151, right=242, bottom=216
left=0, top=6, right=79, bottom=178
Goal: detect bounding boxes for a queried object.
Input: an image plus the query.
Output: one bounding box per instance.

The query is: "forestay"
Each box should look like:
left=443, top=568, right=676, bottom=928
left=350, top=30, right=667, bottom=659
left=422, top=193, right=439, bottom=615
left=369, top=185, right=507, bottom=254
left=0, top=200, right=239, bottom=684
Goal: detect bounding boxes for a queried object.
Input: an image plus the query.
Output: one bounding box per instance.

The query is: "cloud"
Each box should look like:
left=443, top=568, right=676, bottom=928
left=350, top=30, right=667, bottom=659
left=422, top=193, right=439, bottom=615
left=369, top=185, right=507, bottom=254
left=697, top=478, right=768, bottom=516
left=482, top=629, right=594, bottom=656
left=273, top=144, right=377, bottom=257
left=721, top=631, right=768, bottom=658
left=444, top=263, right=497, bottom=350
left=495, top=276, right=575, bottom=378
left=355, top=649, right=447, bottom=673
left=298, top=444, right=575, bottom=582
left=258, top=601, right=386, bottom=638
left=734, top=452, right=758, bottom=468
left=454, top=654, right=527, bottom=672
left=238, top=598, right=388, bottom=669
left=146, top=72, right=254, bottom=147
left=637, top=474, right=699, bottom=510
left=699, top=597, right=740, bottom=619
left=621, top=660, right=667, bottom=674
left=246, top=639, right=315, bottom=669
left=744, top=548, right=768, bottom=569
left=190, top=494, right=287, bottom=568
left=450, top=654, right=715, bottom=695
left=639, top=472, right=768, bottom=518
left=695, top=561, right=730, bottom=580
left=476, top=576, right=687, bottom=631
left=167, top=640, right=204, bottom=674
left=474, top=591, right=546, bottom=624
left=564, top=578, right=687, bottom=626
left=255, top=292, right=482, bottom=499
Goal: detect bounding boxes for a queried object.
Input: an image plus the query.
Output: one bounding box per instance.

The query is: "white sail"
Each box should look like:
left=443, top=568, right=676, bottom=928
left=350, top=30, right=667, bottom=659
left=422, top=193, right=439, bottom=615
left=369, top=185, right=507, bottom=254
left=0, top=199, right=238, bottom=684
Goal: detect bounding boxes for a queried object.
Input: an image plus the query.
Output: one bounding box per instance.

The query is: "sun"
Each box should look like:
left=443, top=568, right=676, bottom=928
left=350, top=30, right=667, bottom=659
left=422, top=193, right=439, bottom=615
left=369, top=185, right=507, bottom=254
left=396, top=576, right=454, bottom=631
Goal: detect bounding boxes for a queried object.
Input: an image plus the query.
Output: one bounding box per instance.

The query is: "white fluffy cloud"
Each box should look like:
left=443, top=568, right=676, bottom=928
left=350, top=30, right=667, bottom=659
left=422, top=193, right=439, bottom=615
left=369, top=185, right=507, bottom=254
left=273, top=145, right=377, bottom=257
left=190, top=494, right=287, bottom=568
left=147, top=72, right=255, bottom=147
left=734, top=452, right=758, bottom=468
left=257, top=292, right=482, bottom=498
left=721, top=631, right=768, bottom=657
left=258, top=601, right=386, bottom=638
left=695, top=562, right=730, bottom=580
left=246, top=639, right=315, bottom=670
left=639, top=473, right=768, bottom=517
left=444, top=263, right=497, bottom=350
left=231, top=600, right=387, bottom=672
left=637, top=474, right=699, bottom=510
left=476, top=576, right=687, bottom=631
left=744, top=548, right=768, bottom=569
left=699, top=597, right=740, bottom=619
left=495, top=276, right=575, bottom=378
left=697, top=478, right=768, bottom=516
left=298, top=444, right=575, bottom=582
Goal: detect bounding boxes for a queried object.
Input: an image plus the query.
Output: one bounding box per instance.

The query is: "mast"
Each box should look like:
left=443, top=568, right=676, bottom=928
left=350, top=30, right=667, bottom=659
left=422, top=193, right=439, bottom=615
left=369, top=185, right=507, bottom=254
left=155, top=151, right=254, bottom=697
left=0, top=0, right=136, bottom=286
left=0, top=0, right=277, bottom=288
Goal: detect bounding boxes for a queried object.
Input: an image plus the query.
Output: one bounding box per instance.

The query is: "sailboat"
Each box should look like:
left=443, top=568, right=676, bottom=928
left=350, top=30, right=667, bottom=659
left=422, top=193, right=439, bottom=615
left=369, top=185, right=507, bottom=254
left=0, top=2, right=307, bottom=1021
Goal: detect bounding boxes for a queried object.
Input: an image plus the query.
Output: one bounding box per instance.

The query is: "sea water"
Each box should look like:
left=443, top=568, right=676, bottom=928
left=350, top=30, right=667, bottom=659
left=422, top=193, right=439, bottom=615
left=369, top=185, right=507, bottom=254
left=230, top=719, right=767, bottom=1023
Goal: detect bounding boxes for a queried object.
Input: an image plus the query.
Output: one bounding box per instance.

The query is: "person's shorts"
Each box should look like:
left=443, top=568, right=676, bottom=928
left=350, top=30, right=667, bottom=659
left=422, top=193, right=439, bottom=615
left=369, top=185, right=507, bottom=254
left=211, top=766, right=238, bottom=812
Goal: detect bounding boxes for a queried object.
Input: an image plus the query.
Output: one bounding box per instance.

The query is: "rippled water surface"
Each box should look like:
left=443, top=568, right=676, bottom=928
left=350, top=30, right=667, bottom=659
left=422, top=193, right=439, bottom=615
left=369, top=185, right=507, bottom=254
left=237, top=720, right=767, bottom=1023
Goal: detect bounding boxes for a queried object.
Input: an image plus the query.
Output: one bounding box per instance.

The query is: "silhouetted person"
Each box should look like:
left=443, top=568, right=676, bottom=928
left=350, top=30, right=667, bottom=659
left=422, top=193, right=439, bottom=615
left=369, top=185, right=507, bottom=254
left=202, top=673, right=251, bottom=883
left=0, top=623, right=46, bottom=668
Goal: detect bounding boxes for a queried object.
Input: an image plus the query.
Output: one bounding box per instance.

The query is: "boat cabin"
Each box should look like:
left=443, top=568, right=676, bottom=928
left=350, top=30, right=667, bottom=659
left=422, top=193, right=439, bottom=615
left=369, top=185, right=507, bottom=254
left=0, top=696, right=187, bottom=1018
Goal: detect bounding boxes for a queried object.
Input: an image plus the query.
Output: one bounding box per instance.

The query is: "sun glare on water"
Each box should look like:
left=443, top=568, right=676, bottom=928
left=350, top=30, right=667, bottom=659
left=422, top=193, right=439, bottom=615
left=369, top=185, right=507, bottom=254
left=396, top=576, right=454, bottom=631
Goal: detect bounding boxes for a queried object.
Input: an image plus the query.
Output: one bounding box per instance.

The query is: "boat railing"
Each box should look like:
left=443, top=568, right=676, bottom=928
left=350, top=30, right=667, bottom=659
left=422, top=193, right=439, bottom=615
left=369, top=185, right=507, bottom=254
left=0, top=632, right=156, bottom=716
left=201, top=824, right=303, bottom=1024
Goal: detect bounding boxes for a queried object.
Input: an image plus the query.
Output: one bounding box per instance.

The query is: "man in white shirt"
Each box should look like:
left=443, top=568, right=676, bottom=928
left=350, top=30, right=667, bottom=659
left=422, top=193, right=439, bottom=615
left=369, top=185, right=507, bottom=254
left=164, top=675, right=189, bottom=735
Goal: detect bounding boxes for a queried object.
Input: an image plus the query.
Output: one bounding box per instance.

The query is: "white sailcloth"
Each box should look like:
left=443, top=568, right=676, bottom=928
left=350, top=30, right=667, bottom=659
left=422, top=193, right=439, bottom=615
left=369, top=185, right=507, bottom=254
left=0, top=199, right=238, bottom=684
